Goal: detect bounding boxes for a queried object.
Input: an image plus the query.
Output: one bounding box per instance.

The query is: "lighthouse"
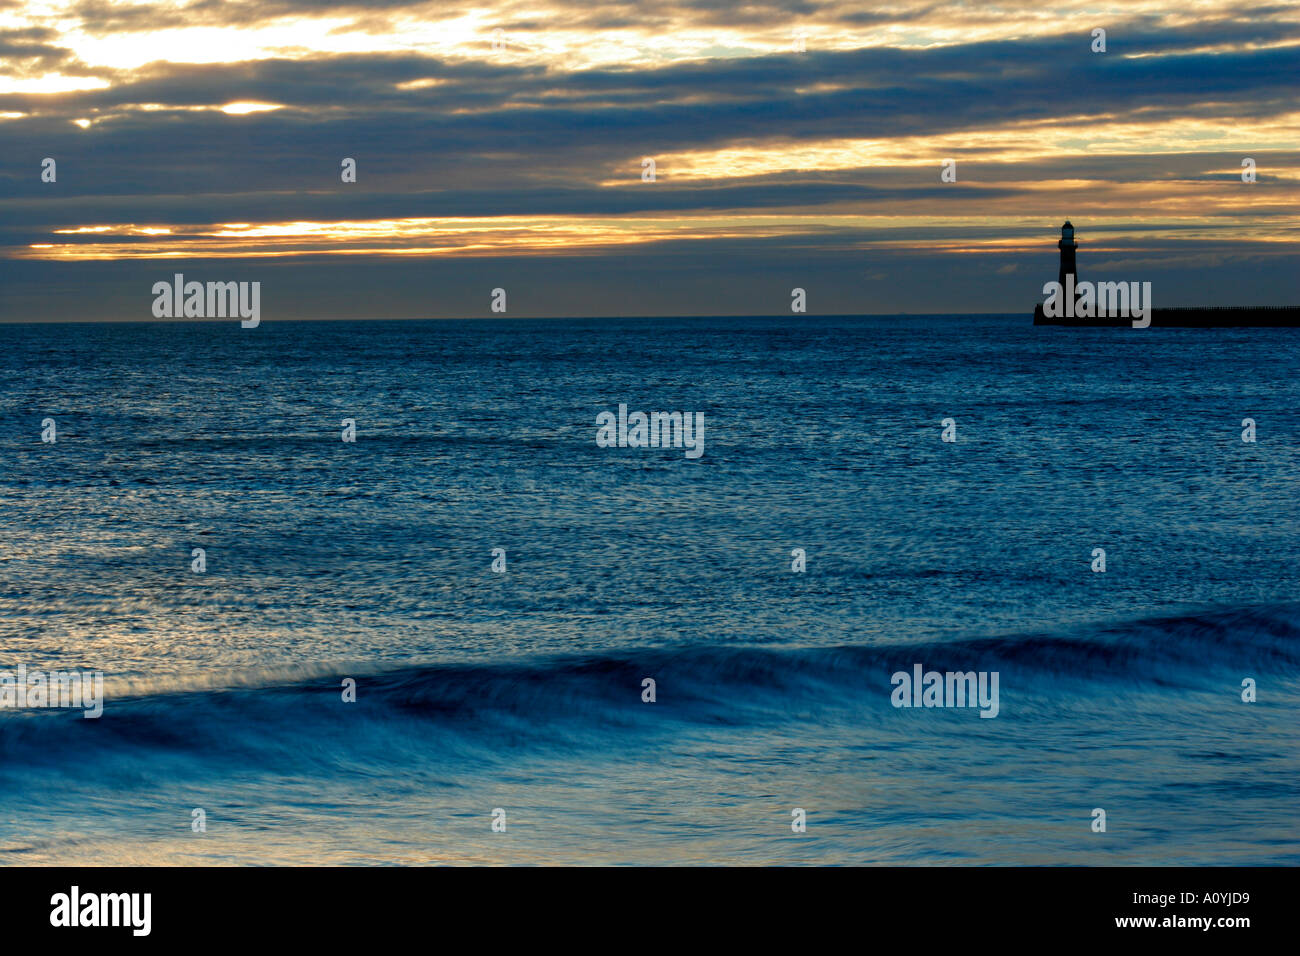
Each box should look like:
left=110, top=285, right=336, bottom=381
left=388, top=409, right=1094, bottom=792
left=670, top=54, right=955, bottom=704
left=1033, top=218, right=1300, bottom=326
left=1057, top=220, right=1078, bottom=289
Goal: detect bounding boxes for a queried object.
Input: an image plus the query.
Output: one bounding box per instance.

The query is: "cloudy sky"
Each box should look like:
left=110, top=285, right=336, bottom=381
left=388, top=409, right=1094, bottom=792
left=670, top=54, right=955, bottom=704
left=0, top=0, right=1296, bottom=320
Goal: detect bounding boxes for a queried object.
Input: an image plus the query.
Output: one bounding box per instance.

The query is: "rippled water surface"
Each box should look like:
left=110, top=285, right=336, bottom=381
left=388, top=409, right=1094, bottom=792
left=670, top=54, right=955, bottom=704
left=1, top=316, right=1297, bottom=864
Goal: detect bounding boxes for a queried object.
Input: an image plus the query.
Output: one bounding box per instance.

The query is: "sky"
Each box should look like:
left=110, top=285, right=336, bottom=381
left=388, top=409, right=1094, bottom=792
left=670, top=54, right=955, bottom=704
left=0, top=0, right=1296, bottom=320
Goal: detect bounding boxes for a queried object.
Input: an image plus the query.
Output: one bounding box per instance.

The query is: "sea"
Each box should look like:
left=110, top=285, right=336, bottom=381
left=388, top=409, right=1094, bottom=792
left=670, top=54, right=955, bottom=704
left=1, top=315, right=1297, bottom=864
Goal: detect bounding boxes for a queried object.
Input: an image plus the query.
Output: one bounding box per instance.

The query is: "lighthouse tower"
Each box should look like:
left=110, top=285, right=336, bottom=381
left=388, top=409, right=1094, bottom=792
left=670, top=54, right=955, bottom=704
left=1057, top=220, right=1078, bottom=289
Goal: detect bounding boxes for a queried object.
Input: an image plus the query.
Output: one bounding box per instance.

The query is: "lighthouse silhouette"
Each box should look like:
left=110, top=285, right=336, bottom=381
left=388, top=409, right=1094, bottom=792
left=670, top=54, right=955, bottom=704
left=1033, top=219, right=1300, bottom=326
left=1057, top=220, right=1077, bottom=290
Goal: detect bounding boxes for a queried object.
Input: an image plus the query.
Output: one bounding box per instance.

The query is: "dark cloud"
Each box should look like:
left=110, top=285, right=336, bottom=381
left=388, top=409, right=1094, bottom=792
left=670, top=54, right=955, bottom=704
left=0, top=30, right=1293, bottom=205
left=0, top=7, right=1295, bottom=317
left=68, top=0, right=469, bottom=34
left=0, top=27, right=80, bottom=73
left=1, top=232, right=1295, bottom=322
left=62, top=0, right=951, bottom=35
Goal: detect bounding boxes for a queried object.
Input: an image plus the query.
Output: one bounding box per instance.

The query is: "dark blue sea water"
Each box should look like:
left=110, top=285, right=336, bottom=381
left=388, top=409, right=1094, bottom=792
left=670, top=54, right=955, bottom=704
left=1, top=315, right=1297, bottom=864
